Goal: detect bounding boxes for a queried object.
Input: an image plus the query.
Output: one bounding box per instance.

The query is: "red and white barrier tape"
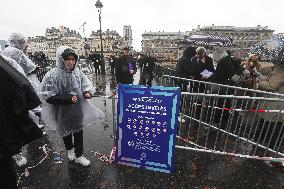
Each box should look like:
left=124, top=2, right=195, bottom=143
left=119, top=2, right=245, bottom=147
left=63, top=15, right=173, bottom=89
left=91, top=146, right=116, bottom=164
left=193, top=102, right=284, bottom=113
left=177, top=135, right=284, bottom=166
left=17, top=144, right=52, bottom=186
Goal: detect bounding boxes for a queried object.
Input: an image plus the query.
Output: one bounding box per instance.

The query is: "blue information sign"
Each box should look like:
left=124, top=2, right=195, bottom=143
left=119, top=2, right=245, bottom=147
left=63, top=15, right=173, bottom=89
left=115, top=84, right=181, bottom=173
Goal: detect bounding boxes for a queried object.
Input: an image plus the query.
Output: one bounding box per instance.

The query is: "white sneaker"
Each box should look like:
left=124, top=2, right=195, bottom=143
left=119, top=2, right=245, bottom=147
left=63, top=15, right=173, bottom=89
left=38, top=124, right=44, bottom=129
left=67, top=148, right=76, bottom=161
left=13, top=153, right=27, bottom=167
left=75, top=155, right=90, bottom=166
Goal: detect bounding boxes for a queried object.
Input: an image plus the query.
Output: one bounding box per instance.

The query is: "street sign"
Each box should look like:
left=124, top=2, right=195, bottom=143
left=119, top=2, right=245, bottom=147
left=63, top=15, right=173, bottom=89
left=115, top=84, right=181, bottom=173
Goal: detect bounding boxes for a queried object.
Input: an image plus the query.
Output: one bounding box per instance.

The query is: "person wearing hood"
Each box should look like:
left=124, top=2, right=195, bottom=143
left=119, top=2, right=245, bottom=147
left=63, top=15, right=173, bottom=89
left=1, top=33, right=42, bottom=110
left=1, top=33, right=41, bottom=94
left=0, top=55, right=43, bottom=189
left=1, top=33, right=44, bottom=167
left=175, top=46, right=196, bottom=92
left=2, top=33, right=35, bottom=73
left=175, top=46, right=196, bottom=79
left=41, top=46, right=104, bottom=166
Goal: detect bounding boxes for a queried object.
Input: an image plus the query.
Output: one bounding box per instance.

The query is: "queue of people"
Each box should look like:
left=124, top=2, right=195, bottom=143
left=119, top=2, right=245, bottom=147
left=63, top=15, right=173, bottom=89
left=175, top=46, right=284, bottom=150
left=175, top=46, right=265, bottom=90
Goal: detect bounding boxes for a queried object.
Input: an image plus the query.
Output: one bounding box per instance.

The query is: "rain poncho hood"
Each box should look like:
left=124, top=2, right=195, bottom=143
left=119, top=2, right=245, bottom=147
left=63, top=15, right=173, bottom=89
left=56, top=46, right=78, bottom=71
left=1, top=37, right=41, bottom=96
left=8, top=33, right=28, bottom=51
left=41, top=46, right=104, bottom=136
left=2, top=55, right=25, bottom=75
left=1, top=46, right=36, bottom=75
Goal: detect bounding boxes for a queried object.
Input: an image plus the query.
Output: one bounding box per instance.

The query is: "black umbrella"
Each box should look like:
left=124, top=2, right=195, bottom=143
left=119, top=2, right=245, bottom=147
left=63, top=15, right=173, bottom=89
left=186, top=34, right=233, bottom=47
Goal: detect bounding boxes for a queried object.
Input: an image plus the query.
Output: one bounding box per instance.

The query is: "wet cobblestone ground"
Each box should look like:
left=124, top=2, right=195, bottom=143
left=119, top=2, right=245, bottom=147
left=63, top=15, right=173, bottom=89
left=17, top=72, right=284, bottom=189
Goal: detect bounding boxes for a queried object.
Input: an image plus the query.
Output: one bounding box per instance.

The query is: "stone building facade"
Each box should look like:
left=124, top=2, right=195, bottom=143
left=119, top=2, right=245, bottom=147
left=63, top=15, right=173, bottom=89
left=123, top=25, right=133, bottom=48
left=27, top=26, right=125, bottom=60
left=194, top=24, right=274, bottom=58
left=27, top=36, right=48, bottom=55
left=142, top=25, right=275, bottom=61
left=90, top=29, right=124, bottom=57
left=141, top=31, right=192, bottom=62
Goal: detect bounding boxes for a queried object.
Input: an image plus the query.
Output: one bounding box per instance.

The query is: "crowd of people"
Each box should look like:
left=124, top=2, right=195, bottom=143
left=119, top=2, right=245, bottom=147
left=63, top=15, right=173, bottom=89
left=0, top=33, right=106, bottom=188
left=107, top=46, right=157, bottom=86
left=1, top=31, right=283, bottom=188
left=175, top=46, right=264, bottom=90
left=86, top=48, right=157, bottom=87
left=0, top=32, right=159, bottom=188
left=175, top=46, right=284, bottom=150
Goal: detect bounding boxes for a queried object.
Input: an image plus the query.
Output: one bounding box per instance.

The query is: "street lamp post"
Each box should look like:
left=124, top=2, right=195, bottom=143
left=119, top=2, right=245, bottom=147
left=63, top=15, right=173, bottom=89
left=95, top=0, right=105, bottom=74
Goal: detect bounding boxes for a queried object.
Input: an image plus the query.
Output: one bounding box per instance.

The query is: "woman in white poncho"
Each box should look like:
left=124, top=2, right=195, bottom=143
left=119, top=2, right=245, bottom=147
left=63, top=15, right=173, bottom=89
left=41, top=46, right=104, bottom=166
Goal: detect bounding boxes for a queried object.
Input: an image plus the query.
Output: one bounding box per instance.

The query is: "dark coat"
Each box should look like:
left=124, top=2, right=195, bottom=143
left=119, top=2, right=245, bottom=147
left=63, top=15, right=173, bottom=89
left=109, top=56, right=117, bottom=68
left=34, top=57, right=46, bottom=68
left=175, top=56, right=194, bottom=79
left=115, top=55, right=137, bottom=84
left=0, top=56, right=42, bottom=160
left=89, top=54, right=102, bottom=68
left=191, top=55, right=215, bottom=80
left=207, top=56, right=235, bottom=85
left=140, top=56, right=156, bottom=79
left=175, top=47, right=196, bottom=79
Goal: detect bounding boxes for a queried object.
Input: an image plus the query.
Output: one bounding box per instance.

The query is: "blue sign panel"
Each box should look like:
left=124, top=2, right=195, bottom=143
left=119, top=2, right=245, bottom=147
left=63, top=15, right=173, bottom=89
left=115, top=84, right=181, bottom=173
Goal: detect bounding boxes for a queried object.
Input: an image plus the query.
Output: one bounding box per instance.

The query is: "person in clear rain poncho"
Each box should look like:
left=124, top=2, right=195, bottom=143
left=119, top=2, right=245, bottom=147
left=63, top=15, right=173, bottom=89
left=1, top=33, right=43, bottom=126
left=1, top=33, right=43, bottom=168
left=1, top=33, right=41, bottom=94
left=41, top=46, right=104, bottom=166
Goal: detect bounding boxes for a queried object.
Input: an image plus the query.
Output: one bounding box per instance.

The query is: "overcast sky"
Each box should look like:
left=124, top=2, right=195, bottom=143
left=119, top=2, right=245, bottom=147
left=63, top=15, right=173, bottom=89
left=1, top=0, right=283, bottom=50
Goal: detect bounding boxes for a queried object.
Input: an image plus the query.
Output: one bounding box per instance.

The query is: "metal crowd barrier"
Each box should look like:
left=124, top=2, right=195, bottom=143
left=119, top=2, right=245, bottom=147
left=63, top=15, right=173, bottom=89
left=108, top=90, right=284, bottom=164
left=160, top=75, right=284, bottom=99
left=107, top=70, right=284, bottom=164
left=153, top=63, right=175, bottom=79
left=177, top=93, right=284, bottom=161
